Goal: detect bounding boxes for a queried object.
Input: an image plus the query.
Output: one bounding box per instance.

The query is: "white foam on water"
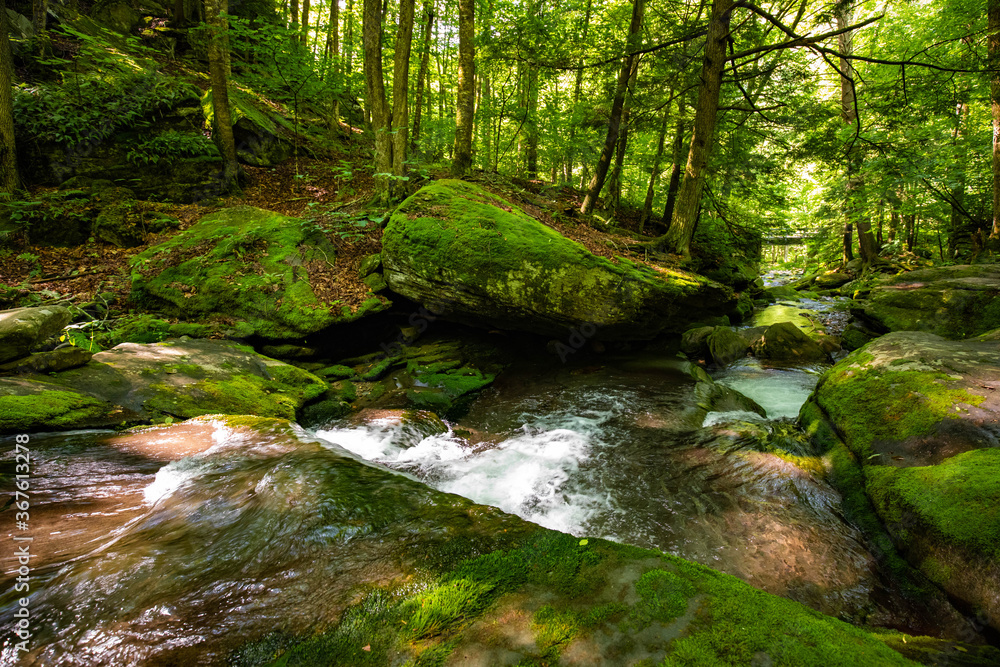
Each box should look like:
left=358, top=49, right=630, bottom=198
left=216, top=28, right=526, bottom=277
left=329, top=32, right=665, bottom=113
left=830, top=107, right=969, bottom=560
left=317, top=410, right=615, bottom=536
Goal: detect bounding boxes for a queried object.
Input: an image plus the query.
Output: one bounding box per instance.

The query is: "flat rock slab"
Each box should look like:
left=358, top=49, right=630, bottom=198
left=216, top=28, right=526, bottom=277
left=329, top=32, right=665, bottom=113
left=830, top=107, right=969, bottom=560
left=382, top=180, right=735, bottom=339
left=0, top=338, right=327, bottom=433
left=852, top=264, right=1000, bottom=339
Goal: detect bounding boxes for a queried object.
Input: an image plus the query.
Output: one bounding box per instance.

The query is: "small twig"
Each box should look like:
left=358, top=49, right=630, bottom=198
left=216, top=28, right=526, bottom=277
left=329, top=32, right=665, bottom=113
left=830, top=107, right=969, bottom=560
left=30, top=270, right=105, bottom=284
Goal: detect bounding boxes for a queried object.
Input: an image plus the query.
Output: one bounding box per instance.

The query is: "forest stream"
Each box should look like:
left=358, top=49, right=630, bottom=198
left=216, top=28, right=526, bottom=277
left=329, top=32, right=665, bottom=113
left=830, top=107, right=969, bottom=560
left=2, top=294, right=977, bottom=665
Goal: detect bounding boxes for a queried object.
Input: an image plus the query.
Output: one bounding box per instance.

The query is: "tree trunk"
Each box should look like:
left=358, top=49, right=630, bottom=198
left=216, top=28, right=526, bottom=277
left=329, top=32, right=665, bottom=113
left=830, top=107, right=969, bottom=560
left=651, top=0, right=733, bottom=256
left=986, top=7, right=1000, bottom=241
left=888, top=210, right=898, bottom=243
left=390, top=0, right=415, bottom=197
left=452, top=0, right=475, bottom=175
left=32, top=0, right=47, bottom=34
left=326, top=0, right=341, bottom=130
left=363, top=0, right=393, bottom=201
left=566, top=0, right=592, bottom=183
left=207, top=0, right=240, bottom=191
left=301, top=0, right=311, bottom=46
left=171, top=0, right=187, bottom=26
left=838, top=0, right=876, bottom=265
left=606, top=103, right=631, bottom=213
left=662, top=99, right=686, bottom=229
left=949, top=101, right=969, bottom=254
left=522, top=66, right=539, bottom=178
left=0, top=0, right=19, bottom=197
left=411, top=0, right=434, bottom=151
left=345, top=0, right=354, bottom=105
left=905, top=213, right=916, bottom=251
left=290, top=0, right=298, bottom=32
left=639, top=109, right=670, bottom=232
left=579, top=0, right=643, bottom=214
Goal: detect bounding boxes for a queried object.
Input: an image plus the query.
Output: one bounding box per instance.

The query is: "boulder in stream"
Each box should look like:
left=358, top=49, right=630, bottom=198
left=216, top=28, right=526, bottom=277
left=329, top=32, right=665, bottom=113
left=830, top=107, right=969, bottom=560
left=806, top=330, right=1000, bottom=633
left=8, top=414, right=981, bottom=666
left=850, top=264, right=1000, bottom=339
left=382, top=180, right=735, bottom=339
left=130, top=206, right=390, bottom=338
left=751, top=321, right=831, bottom=364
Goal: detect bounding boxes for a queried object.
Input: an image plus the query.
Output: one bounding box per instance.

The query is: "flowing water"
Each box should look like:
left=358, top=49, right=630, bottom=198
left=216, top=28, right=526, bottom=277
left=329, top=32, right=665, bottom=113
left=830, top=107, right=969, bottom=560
left=0, top=297, right=972, bottom=663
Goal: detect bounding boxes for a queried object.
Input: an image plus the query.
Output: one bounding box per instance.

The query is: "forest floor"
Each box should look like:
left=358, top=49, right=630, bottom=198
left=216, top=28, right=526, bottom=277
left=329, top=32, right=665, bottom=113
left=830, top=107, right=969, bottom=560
left=0, top=145, right=674, bottom=318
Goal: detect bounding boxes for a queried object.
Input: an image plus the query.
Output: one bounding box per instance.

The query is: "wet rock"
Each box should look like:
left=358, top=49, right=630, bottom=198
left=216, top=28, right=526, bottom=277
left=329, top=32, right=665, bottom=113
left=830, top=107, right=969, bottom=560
left=130, top=206, right=390, bottom=338
left=840, top=321, right=879, bottom=351
left=809, top=331, right=1000, bottom=632
left=706, top=326, right=749, bottom=367
left=762, top=285, right=800, bottom=302
left=752, top=322, right=830, bottom=364
left=382, top=180, right=735, bottom=340
left=850, top=264, right=1000, bottom=339
left=0, top=338, right=327, bottom=432
left=0, top=305, right=72, bottom=363
left=10, top=414, right=953, bottom=666
left=680, top=326, right=713, bottom=358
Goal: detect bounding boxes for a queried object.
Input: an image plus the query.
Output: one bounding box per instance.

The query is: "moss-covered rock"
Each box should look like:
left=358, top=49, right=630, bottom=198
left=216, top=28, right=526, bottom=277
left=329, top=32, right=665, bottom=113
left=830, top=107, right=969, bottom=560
left=851, top=264, right=1000, bottom=339
left=0, top=305, right=73, bottom=363
left=0, top=379, right=116, bottom=433
left=0, top=339, right=328, bottom=432
left=130, top=206, right=389, bottom=338
left=706, top=326, right=750, bottom=368
left=752, top=321, right=830, bottom=364
left=809, top=331, right=1000, bottom=631
left=382, top=180, right=735, bottom=339
left=201, top=89, right=294, bottom=167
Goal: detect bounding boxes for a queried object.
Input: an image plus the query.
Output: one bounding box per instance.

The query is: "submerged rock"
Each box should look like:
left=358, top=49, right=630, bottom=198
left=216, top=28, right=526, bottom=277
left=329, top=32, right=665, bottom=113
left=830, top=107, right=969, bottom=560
left=6, top=415, right=972, bottom=666
left=382, top=180, right=735, bottom=339
left=130, top=206, right=389, bottom=338
left=851, top=264, right=1000, bottom=339
left=0, top=338, right=327, bottom=432
left=808, top=331, right=1000, bottom=633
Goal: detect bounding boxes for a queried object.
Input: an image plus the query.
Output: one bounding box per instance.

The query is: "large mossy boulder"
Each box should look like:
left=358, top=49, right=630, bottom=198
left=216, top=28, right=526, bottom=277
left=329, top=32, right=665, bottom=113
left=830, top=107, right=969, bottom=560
left=130, top=206, right=389, bottom=338
left=806, top=331, right=1000, bottom=632
left=23, top=414, right=981, bottom=665
left=201, top=89, right=294, bottom=167
left=0, top=305, right=72, bottom=363
left=851, top=264, right=1000, bottom=339
left=0, top=338, right=327, bottom=432
left=382, top=180, right=735, bottom=340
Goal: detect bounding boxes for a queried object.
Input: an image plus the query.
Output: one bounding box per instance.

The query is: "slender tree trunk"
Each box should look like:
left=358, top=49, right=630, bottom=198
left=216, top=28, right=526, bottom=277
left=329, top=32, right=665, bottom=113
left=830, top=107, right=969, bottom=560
left=662, top=98, right=686, bottom=229
left=905, top=213, right=916, bottom=251
left=566, top=0, right=592, bottom=183
left=990, top=0, right=1000, bottom=238
left=452, top=0, right=475, bottom=175
left=652, top=0, right=733, bottom=255
left=344, top=0, right=354, bottom=127
left=301, top=0, right=311, bottom=46
left=640, top=109, right=670, bottom=232
left=411, top=0, right=434, bottom=150
left=522, top=66, right=539, bottom=178
left=363, top=0, right=392, bottom=201
left=326, top=0, right=341, bottom=130
left=171, top=0, right=187, bottom=26
left=0, top=0, right=19, bottom=198
left=606, top=102, right=631, bottom=213
left=838, top=0, right=876, bottom=265
left=290, top=0, right=298, bottom=32
left=32, top=0, right=47, bottom=34
left=948, top=101, right=968, bottom=252
left=580, top=0, right=644, bottom=214
left=207, top=0, right=240, bottom=191
left=390, top=0, right=415, bottom=197
left=888, top=209, right=898, bottom=243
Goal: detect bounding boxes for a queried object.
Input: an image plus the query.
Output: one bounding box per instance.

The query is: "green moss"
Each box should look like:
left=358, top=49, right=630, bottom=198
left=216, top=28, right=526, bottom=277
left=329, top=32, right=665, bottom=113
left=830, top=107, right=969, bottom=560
left=383, top=180, right=730, bottom=335
left=816, top=363, right=985, bottom=458
left=866, top=449, right=1000, bottom=561
left=633, top=569, right=696, bottom=624
left=131, top=206, right=388, bottom=339
left=0, top=390, right=110, bottom=433
left=331, top=380, right=357, bottom=402
left=318, top=365, right=356, bottom=380
left=360, top=357, right=394, bottom=381
left=531, top=605, right=581, bottom=660
left=401, top=579, right=497, bottom=639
